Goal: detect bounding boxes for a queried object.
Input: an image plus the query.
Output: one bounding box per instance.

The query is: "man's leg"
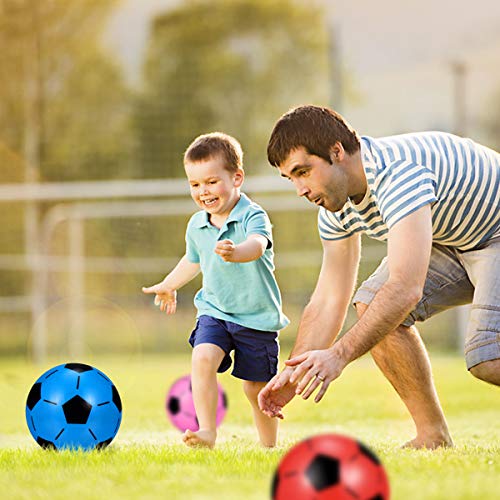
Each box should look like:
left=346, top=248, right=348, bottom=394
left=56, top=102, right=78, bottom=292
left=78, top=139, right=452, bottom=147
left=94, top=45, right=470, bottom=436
left=460, top=238, right=500, bottom=386
left=469, top=359, right=500, bottom=385
left=356, top=303, right=453, bottom=449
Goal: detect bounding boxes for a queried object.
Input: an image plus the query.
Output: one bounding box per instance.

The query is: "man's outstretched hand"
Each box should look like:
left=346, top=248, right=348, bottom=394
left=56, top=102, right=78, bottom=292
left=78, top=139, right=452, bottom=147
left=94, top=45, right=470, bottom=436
left=286, top=347, right=346, bottom=403
left=258, top=367, right=298, bottom=419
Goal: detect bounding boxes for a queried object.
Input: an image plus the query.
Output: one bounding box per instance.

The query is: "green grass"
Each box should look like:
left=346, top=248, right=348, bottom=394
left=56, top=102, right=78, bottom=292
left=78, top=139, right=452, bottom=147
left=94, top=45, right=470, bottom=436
left=1, top=353, right=499, bottom=499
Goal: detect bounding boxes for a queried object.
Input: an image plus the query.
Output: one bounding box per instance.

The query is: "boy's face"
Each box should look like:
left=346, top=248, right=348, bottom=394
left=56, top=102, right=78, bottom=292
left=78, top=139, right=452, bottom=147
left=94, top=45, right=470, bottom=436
left=185, top=155, right=243, bottom=219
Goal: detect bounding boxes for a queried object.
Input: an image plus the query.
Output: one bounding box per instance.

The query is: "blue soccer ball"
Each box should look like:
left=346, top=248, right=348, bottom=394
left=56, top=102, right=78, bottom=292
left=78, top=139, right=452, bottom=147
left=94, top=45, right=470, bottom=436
left=25, top=362, right=122, bottom=451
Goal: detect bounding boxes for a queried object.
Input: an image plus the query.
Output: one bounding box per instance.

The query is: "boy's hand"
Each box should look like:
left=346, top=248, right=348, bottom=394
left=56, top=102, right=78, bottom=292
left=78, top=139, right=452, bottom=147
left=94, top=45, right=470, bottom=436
left=258, top=367, right=298, bottom=419
left=214, top=239, right=238, bottom=262
left=142, top=283, right=177, bottom=314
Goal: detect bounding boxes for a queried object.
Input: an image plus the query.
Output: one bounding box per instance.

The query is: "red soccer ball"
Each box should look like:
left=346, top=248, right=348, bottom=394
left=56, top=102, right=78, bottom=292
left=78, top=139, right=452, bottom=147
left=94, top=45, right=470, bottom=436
left=272, top=434, right=390, bottom=500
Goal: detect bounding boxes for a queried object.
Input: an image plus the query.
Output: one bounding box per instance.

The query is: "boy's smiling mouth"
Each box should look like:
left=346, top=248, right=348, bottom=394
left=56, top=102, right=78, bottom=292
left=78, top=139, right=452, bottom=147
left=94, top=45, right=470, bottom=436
left=201, top=197, right=218, bottom=207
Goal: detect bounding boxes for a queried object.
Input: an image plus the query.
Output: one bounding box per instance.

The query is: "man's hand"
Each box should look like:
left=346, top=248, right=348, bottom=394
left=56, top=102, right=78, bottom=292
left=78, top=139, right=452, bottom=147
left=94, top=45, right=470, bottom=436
left=286, top=347, right=347, bottom=403
left=214, top=239, right=238, bottom=262
left=142, top=282, right=177, bottom=314
left=258, top=366, right=298, bottom=419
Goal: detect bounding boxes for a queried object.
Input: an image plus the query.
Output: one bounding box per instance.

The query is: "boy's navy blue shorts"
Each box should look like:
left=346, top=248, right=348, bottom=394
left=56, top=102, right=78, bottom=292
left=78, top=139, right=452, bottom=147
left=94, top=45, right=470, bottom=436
left=188, top=315, right=279, bottom=382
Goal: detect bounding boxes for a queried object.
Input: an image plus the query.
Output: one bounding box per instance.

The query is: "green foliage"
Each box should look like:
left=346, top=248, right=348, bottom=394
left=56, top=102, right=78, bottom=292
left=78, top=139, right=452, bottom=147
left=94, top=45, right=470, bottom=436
left=0, top=0, right=133, bottom=305
left=42, top=46, right=134, bottom=181
left=0, top=0, right=131, bottom=182
left=134, top=0, right=330, bottom=178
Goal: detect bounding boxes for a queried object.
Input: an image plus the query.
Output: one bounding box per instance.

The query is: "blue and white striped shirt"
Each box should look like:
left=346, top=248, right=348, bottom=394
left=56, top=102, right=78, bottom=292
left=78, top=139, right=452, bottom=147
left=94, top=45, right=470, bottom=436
left=318, top=132, right=500, bottom=251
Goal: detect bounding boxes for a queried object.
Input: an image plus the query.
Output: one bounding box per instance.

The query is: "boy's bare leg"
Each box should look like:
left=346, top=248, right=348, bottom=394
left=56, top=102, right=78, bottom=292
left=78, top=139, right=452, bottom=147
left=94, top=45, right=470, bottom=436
left=183, top=343, right=225, bottom=449
left=356, top=303, right=453, bottom=449
left=243, top=380, right=278, bottom=447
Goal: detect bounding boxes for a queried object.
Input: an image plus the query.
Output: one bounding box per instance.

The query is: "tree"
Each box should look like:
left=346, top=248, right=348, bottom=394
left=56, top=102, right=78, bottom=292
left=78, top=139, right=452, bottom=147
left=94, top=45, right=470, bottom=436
left=0, top=0, right=133, bottom=182
left=43, top=46, right=134, bottom=181
left=134, top=0, right=331, bottom=178
left=0, top=0, right=132, bottom=319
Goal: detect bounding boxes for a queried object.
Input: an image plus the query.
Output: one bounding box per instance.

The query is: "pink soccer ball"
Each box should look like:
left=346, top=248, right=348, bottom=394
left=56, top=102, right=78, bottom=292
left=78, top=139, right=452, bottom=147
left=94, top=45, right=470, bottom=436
left=166, top=374, right=228, bottom=432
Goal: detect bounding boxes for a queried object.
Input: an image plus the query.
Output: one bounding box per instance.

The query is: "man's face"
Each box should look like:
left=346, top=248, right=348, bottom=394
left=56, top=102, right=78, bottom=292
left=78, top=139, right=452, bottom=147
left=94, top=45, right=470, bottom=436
left=277, top=147, right=349, bottom=212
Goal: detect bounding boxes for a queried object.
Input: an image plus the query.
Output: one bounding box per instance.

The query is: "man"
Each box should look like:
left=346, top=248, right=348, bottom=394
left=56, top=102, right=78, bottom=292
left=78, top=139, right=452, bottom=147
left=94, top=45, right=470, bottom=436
left=258, top=105, right=500, bottom=449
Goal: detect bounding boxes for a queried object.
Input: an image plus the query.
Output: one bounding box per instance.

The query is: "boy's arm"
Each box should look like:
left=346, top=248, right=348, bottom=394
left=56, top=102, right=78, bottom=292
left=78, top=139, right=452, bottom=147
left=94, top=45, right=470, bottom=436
left=214, top=234, right=268, bottom=263
left=142, top=255, right=200, bottom=314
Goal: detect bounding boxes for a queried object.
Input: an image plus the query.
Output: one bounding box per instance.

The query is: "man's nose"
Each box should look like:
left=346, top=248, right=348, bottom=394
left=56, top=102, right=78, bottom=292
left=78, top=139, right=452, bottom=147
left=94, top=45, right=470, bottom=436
left=295, top=181, right=310, bottom=198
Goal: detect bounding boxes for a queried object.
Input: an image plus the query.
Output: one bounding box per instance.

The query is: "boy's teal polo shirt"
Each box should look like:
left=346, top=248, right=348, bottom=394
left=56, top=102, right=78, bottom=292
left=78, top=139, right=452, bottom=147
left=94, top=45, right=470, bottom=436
left=185, top=193, right=289, bottom=332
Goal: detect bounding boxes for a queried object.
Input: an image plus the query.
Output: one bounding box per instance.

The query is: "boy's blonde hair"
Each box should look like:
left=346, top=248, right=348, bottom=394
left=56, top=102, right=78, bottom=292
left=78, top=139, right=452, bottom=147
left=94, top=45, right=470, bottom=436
left=184, top=132, right=243, bottom=173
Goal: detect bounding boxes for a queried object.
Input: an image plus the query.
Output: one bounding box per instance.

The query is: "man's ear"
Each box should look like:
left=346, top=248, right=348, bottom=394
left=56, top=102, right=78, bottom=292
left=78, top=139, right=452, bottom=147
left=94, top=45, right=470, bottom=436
left=329, top=142, right=345, bottom=163
left=234, top=168, right=244, bottom=187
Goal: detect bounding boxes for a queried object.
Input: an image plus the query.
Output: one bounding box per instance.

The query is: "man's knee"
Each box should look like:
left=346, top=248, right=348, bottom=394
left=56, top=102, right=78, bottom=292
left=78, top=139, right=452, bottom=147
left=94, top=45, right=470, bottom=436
left=355, top=302, right=411, bottom=338
left=469, top=359, right=500, bottom=386
left=356, top=314, right=413, bottom=365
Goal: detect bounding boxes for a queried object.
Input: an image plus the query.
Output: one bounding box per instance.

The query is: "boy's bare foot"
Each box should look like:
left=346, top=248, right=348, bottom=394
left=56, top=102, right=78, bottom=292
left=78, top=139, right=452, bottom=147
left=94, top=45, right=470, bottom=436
left=182, top=429, right=216, bottom=448
left=260, top=442, right=277, bottom=448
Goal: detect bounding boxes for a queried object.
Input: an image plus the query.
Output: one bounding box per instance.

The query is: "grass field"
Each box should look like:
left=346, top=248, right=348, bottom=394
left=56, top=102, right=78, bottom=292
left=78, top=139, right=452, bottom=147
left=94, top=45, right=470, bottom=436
left=1, top=353, right=499, bottom=499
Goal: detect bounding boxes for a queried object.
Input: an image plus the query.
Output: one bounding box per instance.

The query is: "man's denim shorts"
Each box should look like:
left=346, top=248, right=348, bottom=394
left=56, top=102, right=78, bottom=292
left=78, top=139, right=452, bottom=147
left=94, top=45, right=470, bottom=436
left=353, top=237, right=500, bottom=369
left=188, top=315, right=279, bottom=382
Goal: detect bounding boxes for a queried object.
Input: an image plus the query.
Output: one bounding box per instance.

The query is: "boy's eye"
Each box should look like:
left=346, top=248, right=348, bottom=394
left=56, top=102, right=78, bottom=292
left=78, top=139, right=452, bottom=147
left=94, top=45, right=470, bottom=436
left=209, top=180, right=217, bottom=184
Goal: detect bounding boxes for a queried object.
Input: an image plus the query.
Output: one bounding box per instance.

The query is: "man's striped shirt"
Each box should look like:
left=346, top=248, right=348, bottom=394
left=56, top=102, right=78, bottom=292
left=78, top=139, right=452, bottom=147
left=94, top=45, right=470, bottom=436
left=318, top=132, right=500, bottom=251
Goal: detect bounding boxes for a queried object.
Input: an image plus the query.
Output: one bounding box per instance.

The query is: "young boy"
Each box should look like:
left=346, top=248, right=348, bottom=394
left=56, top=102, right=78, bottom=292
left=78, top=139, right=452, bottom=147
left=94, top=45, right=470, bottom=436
left=142, top=132, right=289, bottom=448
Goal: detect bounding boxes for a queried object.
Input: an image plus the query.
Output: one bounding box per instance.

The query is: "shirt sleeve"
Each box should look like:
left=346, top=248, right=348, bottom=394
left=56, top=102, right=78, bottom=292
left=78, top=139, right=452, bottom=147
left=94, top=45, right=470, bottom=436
left=317, top=208, right=351, bottom=241
left=376, top=159, right=437, bottom=228
left=244, top=209, right=273, bottom=249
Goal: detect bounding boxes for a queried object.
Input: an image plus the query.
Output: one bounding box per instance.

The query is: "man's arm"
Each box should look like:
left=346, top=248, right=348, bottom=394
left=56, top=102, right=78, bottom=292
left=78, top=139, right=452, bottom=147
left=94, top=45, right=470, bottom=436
left=290, top=233, right=362, bottom=356
left=257, top=233, right=361, bottom=418
left=288, top=204, right=433, bottom=401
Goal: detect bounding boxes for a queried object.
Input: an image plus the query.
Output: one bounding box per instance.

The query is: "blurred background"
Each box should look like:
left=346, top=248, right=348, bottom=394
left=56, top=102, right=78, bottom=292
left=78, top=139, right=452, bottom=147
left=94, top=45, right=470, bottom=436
left=1, top=0, right=499, bottom=362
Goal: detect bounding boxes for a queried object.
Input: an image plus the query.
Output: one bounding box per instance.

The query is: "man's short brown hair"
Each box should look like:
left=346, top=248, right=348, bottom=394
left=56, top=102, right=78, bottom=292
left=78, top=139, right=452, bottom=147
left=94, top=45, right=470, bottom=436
left=184, top=132, right=243, bottom=173
left=267, top=105, right=360, bottom=167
